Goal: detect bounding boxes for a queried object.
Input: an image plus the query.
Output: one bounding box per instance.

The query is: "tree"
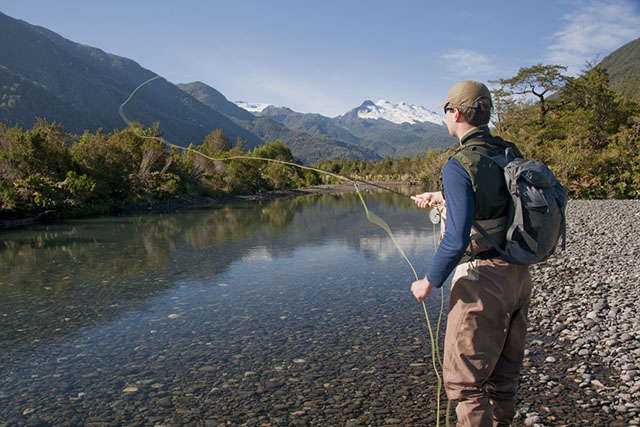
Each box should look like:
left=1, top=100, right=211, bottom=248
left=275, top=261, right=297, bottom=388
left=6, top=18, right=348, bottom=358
left=491, top=64, right=568, bottom=125
left=202, top=129, right=231, bottom=153
left=560, top=66, right=638, bottom=148
left=490, top=86, right=518, bottom=135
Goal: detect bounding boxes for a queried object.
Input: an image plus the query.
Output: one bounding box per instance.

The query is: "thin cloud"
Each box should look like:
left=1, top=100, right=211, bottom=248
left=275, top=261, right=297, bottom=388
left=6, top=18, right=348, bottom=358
left=441, top=50, right=496, bottom=77
left=547, top=0, right=640, bottom=74
left=257, top=76, right=348, bottom=116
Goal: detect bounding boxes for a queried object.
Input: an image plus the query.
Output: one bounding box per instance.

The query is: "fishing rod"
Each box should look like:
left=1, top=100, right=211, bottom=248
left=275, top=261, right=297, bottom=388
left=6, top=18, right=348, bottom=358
left=120, top=75, right=450, bottom=426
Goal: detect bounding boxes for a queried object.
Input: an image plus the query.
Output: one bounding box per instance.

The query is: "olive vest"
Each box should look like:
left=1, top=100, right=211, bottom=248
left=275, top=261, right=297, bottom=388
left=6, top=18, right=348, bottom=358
left=450, top=127, right=522, bottom=259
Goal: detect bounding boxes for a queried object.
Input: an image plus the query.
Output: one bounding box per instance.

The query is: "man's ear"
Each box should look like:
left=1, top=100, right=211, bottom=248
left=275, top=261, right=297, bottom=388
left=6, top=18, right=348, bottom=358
left=453, top=109, right=462, bottom=122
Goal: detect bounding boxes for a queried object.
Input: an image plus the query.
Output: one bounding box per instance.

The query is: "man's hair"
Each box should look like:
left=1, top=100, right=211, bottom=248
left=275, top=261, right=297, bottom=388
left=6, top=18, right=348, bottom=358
left=457, top=97, right=492, bottom=126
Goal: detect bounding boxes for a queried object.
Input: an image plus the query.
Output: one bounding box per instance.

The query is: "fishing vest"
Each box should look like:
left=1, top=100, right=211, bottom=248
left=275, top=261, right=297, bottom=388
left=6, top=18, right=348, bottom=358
left=450, top=132, right=522, bottom=260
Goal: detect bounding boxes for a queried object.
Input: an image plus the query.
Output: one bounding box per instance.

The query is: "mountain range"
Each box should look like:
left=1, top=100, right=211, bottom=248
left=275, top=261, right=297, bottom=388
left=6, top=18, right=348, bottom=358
left=1, top=10, right=637, bottom=163
left=175, top=83, right=456, bottom=162
left=0, top=12, right=262, bottom=149
left=0, top=11, right=457, bottom=163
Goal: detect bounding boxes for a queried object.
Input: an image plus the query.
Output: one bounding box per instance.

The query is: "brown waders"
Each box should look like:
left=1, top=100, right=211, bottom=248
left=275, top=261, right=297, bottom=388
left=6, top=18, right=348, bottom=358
left=436, top=211, right=532, bottom=427
left=444, top=257, right=531, bottom=427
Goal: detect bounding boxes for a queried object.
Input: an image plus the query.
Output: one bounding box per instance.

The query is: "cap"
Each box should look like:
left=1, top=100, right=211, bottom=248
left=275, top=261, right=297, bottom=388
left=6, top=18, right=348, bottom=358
left=437, top=80, right=492, bottom=108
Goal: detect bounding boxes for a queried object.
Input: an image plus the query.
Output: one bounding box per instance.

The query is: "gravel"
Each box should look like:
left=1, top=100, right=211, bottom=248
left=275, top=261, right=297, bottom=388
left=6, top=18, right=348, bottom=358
left=516, top=199, right=640, bottom=426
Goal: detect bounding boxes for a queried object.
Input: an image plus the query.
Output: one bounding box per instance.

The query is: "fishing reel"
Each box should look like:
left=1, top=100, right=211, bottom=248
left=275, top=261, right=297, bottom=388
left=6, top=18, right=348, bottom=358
left=429, top=204, right=443, bottom=225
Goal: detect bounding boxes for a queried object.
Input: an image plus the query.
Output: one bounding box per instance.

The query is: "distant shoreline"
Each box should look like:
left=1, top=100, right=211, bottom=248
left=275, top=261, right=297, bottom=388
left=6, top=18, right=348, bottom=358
left=0, top=182, right=417, bottom=230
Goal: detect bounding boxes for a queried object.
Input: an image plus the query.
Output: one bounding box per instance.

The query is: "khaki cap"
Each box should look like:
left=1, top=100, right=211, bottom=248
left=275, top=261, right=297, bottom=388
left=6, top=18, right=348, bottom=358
left=437, top=80, right=492, bottom=108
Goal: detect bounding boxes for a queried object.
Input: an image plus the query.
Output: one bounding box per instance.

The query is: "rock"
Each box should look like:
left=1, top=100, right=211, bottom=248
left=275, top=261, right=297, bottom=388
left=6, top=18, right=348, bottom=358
left=158, top=397, right=172, bottom=407
left=545, top=356, right=556, bottom=363
left=524, top=414, right=541, bottom=425
left=621, top=333, right=633, bottom=342
left=122, top=386, right=139, bottom=393
left=593, top=300, right=607, bottom=311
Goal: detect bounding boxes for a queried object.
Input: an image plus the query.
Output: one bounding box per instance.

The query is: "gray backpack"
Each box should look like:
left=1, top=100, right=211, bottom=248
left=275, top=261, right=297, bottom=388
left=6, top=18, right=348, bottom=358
left=473, top=148, right=568, bottom=265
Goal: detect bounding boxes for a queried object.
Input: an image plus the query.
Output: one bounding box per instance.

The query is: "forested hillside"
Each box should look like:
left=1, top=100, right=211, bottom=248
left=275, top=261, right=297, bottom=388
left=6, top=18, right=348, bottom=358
left=599, top=36, right=640, bottom=103
left=0, top=12, right=263, bottom=148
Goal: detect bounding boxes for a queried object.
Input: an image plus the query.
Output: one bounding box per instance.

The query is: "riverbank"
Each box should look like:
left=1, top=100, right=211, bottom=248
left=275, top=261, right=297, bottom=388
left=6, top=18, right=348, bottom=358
left=514, top=199, right=640, bottom=426
left=0, top=182, right=414, bottom=230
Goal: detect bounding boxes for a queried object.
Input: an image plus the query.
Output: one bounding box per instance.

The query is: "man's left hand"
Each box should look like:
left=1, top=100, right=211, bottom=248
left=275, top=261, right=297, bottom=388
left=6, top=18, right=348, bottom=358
left=411, top=277, right=434, bottom=302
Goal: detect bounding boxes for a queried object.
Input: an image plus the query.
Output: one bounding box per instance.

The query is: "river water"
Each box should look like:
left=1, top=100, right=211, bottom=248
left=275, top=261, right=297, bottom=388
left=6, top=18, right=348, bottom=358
left=0, top=191, right=450, bottom=425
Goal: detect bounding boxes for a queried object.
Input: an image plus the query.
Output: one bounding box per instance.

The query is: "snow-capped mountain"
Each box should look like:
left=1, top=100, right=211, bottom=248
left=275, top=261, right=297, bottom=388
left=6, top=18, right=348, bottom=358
left=235, top=101, right=271, bottom=113
left=354, top=99, right=444, bottom=125
left=228, top=96, right=455, bottom=159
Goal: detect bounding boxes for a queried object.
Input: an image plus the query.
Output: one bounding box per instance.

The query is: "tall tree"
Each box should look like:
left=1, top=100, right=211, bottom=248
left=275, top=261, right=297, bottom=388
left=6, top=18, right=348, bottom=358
left=202, top=129, right=231, bottom=153
left=492, top=64, right=568, bottom=125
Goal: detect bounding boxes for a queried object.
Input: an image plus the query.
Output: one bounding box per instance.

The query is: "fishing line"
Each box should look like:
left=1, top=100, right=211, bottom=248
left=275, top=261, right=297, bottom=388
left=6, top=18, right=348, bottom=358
left=120, top=76, right=450, bottom=425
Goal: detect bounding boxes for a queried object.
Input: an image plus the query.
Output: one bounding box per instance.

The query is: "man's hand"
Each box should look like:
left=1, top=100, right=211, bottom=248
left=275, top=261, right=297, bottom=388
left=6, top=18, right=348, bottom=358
left=411, top=191, right=444, bottom=209
left=411, top=277, right=435, bottom=302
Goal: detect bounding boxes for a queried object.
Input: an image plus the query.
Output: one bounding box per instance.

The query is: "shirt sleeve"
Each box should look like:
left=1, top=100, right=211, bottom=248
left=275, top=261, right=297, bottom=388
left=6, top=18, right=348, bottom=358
left=426, top=158, right=474, bottom=288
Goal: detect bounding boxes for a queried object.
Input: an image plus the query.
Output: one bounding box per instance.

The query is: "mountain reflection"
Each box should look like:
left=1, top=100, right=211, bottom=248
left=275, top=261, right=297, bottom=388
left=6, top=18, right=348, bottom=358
left=0, top=190, right=435, bottom=366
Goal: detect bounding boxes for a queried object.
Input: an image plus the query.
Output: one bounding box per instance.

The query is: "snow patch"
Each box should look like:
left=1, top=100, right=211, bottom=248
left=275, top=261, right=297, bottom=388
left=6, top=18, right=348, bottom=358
left=235, top=101, right=271, bottom=113
left=356, top=99, right=444, bottom=125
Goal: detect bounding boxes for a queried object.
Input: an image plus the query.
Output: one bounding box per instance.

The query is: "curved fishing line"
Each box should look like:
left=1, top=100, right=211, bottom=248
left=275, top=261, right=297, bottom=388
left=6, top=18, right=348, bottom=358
left=355, top=185, right=443, bottom=425
left=119, top=76, right=407, bottom=197
left=433, top=220, right=451, bottom=427
left=120, top=76, right=448, bottom=425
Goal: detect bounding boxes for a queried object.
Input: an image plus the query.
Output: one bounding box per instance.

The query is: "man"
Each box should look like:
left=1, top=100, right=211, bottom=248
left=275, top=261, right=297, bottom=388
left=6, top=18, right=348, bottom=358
left=410, top=81, right=532, bottom=426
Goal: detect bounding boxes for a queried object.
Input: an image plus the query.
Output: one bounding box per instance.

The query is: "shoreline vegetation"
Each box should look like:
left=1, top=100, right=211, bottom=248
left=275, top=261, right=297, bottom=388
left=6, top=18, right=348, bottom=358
left=0, top=119, right=434, bottom=229
left=1, top=63, right=639, bottom=228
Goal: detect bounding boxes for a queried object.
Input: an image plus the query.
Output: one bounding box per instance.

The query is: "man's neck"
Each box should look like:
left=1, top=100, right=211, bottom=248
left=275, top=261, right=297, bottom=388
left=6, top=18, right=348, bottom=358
left=456, top=123, right=476, bottom=141
left=458, top=125, right=492, bottom=146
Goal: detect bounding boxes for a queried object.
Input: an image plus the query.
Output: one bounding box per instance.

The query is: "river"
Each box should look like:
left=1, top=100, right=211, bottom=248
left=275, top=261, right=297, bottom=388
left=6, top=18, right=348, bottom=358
left=0, top=190, right=449, bottom=425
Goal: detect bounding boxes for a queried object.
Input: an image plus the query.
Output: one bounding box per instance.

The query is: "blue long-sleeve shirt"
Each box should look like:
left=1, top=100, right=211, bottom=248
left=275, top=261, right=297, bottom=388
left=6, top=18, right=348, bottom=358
left=426, top=157, right=474, bottom=288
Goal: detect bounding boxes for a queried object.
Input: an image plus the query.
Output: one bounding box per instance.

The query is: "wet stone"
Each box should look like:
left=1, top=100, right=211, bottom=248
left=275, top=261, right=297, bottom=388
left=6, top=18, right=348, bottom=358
left=157, top=397, right=172, bottom=407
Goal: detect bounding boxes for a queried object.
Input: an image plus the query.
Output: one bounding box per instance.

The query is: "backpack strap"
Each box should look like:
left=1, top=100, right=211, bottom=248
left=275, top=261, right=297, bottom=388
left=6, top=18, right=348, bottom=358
left=455, top=138, right=519, bottom=167
left=560, top=203, right=567, bottom=251
left=470, top=220, right=516, bottom=264
left=508, top=196, right=538, bottom=253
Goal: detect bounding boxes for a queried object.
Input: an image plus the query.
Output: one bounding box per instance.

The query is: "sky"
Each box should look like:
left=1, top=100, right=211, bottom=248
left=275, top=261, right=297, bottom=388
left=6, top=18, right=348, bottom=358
left=1, top=0, right=639, bottom=117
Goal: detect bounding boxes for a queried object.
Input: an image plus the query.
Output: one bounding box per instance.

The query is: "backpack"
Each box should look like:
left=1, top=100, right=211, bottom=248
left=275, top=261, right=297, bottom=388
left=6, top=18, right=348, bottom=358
left=467, top=142, right=568, bottom=265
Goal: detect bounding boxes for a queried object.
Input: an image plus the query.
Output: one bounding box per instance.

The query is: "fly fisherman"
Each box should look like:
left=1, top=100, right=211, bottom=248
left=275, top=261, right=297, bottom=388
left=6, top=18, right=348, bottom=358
left=411, top=81, right=532, bottom=426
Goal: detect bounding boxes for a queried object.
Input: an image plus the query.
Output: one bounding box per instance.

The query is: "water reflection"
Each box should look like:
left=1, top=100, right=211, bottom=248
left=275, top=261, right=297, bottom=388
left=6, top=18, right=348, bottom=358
left=0, top=190, right=446, bottom=425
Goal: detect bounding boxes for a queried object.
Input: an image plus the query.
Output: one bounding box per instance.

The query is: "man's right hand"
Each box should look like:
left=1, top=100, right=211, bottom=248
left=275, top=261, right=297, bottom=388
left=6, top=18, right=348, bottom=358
left=410, top=191, right=443, bottom=209
left=411, top=277, right=434, bottom=302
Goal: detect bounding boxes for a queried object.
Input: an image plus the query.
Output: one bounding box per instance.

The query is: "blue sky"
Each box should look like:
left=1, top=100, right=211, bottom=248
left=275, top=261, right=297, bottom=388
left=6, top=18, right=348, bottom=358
left=1, top=0, right=639, bottom=116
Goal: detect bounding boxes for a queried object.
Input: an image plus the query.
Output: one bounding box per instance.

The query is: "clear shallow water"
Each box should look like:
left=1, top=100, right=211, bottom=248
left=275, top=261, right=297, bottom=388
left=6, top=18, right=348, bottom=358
left=0, top=191, right=449, bottom=425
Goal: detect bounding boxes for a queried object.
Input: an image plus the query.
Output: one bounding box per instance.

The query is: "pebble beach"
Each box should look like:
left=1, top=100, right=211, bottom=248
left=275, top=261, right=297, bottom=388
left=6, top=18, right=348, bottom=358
left=517, top=200, right=640, bottom=426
